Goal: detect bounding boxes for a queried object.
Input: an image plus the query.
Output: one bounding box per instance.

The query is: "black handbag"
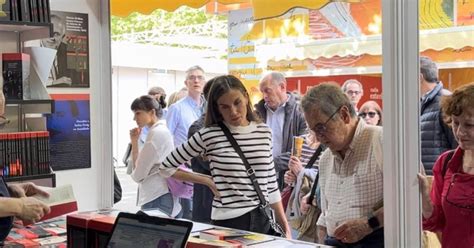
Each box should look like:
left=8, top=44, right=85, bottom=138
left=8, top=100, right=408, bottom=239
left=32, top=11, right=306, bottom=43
left=218, top=122, right=285, bottom=237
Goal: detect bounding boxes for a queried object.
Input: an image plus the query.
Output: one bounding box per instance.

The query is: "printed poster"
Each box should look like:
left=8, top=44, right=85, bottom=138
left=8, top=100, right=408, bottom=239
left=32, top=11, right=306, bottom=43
left=47, top=94, right=91, bottom=170
left=41, top=11, right=90, bottom=88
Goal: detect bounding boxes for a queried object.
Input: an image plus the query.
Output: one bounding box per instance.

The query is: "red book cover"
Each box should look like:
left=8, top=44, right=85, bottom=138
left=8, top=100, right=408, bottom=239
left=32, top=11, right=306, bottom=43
left=88, top=216, right=115, bottom=233
left=186, top=237, right=242, bottom=248
left=6, top=238, right=40, bottom=247
left=67, top=212, right=106, bottom=229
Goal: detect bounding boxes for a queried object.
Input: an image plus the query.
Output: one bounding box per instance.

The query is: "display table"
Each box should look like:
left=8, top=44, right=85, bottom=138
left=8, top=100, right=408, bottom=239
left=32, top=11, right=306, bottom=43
left=3, top=209, right=333, bottom=248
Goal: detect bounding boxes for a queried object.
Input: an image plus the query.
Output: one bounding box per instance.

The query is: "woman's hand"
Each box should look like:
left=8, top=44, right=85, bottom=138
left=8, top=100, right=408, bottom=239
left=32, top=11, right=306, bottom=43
left=418, top=172, right=434, bottom=218
left=205, top=177, right=220, bottom=199
left=129, top=127, right=141, bottom=143
left=300, top=194, right=310, bottom=214
left=284, top=170, right=296, bottom=185
left=288, top=156, right=303, bottom=176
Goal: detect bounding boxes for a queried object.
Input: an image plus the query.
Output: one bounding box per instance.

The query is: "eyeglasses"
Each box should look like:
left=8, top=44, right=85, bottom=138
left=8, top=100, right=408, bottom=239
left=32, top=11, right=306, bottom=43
left=187, top=75, right=205, bottom=81
left=346, top=90, right=361, bottom=95
left=310, top=106, right=343, bottom=136
left=358, top=111, right=378, bottom=118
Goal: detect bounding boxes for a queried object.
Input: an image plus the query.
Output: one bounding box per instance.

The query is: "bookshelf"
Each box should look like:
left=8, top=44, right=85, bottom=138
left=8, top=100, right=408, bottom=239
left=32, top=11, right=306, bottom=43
left=1, top=19, right=54, bottom=185
left=4, top=173, right=55, bottom=187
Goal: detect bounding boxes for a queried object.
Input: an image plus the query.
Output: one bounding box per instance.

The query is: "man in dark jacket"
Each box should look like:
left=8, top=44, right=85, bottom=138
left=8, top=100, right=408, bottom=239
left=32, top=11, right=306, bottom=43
left=186, top=78, right=216, bottom=223
left=257, top=72, right=307, bottom=190
left=419, top=56, right=458, bottom=175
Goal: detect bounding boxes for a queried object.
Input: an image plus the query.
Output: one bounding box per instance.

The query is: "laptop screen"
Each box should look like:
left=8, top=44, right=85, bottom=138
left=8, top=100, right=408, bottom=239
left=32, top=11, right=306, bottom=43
left=106, top=212, right=193, bottom=248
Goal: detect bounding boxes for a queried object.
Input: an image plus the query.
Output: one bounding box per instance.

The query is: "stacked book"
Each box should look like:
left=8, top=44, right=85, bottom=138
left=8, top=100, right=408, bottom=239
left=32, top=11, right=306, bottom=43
left=3, top=217, right=67, bottom=247
left=186, top=228, right=275, bottom=248
left=0, top=131, right=51, bottom=178
left=0, top=0, right=51, bottom=23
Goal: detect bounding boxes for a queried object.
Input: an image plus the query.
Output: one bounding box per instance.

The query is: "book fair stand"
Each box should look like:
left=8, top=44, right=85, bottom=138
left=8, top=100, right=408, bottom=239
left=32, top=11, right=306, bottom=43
left=0, top=0, right=473, bottom=246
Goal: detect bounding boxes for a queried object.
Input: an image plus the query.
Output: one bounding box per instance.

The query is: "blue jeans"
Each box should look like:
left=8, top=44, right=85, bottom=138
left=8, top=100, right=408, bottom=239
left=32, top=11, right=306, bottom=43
left=141, top=193, right=174, bottom=217
left=179, top=198, right=193, bottom=220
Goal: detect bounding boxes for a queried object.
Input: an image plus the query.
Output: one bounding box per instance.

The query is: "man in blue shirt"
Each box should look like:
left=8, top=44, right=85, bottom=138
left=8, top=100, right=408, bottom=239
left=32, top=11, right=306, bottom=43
left=166, top=65, right=206, bottom=219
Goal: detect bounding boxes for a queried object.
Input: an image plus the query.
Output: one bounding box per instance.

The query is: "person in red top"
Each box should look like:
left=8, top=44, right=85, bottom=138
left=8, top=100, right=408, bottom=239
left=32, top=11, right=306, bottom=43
left=419, top=82, right=474, bottom=248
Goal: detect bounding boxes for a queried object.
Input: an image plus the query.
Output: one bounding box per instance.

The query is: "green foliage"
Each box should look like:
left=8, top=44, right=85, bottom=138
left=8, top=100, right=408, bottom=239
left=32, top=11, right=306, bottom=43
left=111, top=6, right=227, bottom=40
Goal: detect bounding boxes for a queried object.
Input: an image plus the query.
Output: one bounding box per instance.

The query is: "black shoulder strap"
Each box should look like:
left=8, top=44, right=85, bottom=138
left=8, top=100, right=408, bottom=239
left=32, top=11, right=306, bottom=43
left=305, top=145, right=323, bottom=169
left=218, top=122, right=267, bottom=206
left=306, top=146, right=324, bottom=204
left=441, top=150, right=455, bottom=177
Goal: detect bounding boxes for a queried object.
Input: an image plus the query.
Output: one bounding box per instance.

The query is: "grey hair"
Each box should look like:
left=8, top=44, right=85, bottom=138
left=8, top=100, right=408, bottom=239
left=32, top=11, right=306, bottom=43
left=341, top=79, right=363, bottom=93
left=420, top=56, right=438, bottom=83
left=261, top=71, right=287, bottom=86
left=185, top=65, right=205, bottom=76
left=301, top=82, right=357, bottom=118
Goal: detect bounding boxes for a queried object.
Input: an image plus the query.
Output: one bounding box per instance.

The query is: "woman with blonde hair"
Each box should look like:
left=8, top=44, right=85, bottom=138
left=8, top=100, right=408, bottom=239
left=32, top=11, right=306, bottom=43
left=358, top=100, right=382, bottom=126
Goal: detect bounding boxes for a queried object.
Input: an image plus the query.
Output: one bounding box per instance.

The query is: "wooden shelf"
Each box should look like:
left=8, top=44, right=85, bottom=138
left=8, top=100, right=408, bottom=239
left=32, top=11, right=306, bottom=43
left=0, top=21, right=52, bottom=41
left=0, top=21, right=52, bottom=32
left=5, top=99, right=55, bottom=114
left=5, top=173, right=56, bottom=187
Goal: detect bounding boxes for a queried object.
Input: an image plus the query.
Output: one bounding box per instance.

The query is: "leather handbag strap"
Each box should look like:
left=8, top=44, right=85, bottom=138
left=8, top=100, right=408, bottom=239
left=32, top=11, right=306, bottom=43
left=218, top=122, right=268, bottom=207
left=307, top=145, right=324, bottom=204
left=305, top=145, right=323, bottom=169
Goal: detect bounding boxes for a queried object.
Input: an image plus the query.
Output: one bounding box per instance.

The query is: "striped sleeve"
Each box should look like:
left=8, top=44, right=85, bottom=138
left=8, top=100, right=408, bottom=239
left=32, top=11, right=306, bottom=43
left=159, top=130, right=206, bottom=177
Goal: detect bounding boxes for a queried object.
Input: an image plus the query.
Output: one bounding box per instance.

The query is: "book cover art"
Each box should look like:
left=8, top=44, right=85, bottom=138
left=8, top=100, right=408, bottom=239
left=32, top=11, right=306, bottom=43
left=186, top=237, right=242, bottom=248
left=227, top=234, right=275, bottom=246
left=199, top=228, right=250, bottom=241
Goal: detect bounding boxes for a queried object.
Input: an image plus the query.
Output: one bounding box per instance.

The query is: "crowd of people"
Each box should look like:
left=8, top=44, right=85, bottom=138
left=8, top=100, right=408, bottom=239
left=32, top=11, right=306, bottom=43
left=0, top=55, right=472, bottom=247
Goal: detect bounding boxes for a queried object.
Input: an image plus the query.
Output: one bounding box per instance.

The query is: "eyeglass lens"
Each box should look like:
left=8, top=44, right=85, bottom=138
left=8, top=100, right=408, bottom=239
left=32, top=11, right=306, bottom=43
left=359, top=112, right=377, bottom=118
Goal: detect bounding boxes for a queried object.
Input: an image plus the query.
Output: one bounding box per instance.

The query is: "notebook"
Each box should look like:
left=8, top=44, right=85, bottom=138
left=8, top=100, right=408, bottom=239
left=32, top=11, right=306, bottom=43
left=105, top=212, right=193, bottom=248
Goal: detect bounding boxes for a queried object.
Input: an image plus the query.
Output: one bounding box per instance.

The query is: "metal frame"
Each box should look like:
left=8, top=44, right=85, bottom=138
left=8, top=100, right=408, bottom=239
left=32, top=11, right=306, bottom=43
left=382, top=0, right=421, bottom=246
left=99, top=0, right=114, bottom=209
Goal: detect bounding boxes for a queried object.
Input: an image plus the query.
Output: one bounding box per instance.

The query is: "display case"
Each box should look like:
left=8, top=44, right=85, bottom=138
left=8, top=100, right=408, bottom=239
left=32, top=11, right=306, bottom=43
left=1, top=21, right=54, bottom=186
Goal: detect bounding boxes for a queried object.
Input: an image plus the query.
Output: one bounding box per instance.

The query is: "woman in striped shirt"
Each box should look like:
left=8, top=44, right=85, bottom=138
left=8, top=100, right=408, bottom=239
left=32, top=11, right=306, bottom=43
left=160, top=75, right=290, bottom=237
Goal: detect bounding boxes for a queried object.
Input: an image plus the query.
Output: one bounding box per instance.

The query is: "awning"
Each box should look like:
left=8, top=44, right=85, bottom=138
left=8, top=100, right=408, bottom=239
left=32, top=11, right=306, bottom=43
left=110, top=0, right=351, bottom=20
left=267, top=26, right=474, bottom=61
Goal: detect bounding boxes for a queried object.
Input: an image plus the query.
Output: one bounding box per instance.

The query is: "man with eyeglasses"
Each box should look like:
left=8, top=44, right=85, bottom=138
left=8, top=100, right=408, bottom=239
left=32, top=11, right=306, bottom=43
left=301, top=83, right=384, bottom=247
left=166, top=65, right=206, bottom=220
left=419, top=56, right=457, bottom=175
left=341, top=79, right=364, bottom=113
left=256, top=72, right=307, bottom=190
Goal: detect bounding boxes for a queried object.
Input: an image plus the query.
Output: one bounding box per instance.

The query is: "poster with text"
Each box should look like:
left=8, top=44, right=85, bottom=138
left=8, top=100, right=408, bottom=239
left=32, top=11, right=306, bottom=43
left=47, top=94, right=91, bottom=170
left=41, top=11, right=89, bottom=88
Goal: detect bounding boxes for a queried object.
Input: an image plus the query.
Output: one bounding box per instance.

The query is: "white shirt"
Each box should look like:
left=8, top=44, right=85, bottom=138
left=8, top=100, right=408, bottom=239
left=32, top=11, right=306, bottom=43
left=316, top=120, right=383, bottom=236
left=131, top=120, right=181, bottom=217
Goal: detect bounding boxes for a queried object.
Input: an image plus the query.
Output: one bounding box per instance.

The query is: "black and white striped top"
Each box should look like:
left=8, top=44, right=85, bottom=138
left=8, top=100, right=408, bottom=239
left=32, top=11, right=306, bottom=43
left=160, top=121, right=281, bottom=220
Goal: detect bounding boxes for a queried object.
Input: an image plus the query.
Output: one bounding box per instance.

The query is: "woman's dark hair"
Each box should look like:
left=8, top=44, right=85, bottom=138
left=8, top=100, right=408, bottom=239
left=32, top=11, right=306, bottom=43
left=130, top=95, right=164, bottom=119
left=204, top=75, right=259, bottom=127
left=158, top=94, right=167, bottom=108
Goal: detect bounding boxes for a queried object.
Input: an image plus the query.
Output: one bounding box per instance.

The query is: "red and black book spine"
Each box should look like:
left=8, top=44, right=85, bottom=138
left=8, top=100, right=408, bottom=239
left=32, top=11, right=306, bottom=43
left=43, top=0, right=49, bottom=22
left=30, top=132, right=38, bottom=175
left=28, top=0, right=36, bottom=22
left=0, top=134, right=5, bottom=176
left=10, top=0, right=19, bottom=21
left=18, top=0, right=30, bottom=22
left=35, top=0, right=42, bottom=22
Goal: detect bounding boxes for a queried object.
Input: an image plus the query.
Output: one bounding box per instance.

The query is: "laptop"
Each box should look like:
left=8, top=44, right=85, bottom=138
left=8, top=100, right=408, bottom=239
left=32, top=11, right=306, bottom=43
left=106, top=212, right=193, bottom=248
